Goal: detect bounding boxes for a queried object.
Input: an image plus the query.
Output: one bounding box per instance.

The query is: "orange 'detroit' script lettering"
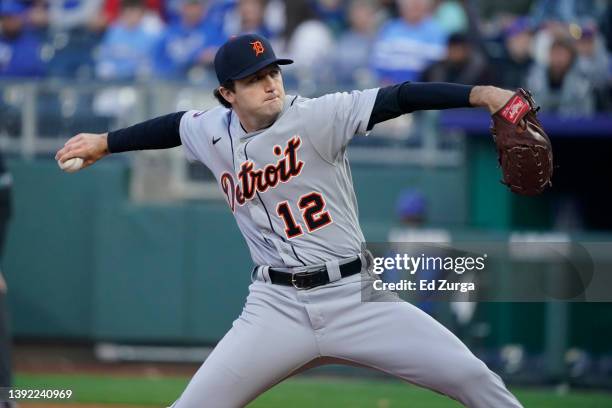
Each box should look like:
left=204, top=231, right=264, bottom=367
left=221, top=136, right=304, bottom=212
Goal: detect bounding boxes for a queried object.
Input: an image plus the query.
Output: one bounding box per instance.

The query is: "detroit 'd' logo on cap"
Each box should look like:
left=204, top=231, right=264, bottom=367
left=250, top=40, right=265, bottom=56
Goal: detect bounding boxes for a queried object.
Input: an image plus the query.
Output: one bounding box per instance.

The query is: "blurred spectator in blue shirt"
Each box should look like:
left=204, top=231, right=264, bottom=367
left=154, top=0, right=227, bottom=79
left=223, top=0, right=273, bottom=38
left=332, top=0, right=379, bottom=87
left=0, top=2, right=45, bottom=77
left=165, top=0, right=233, bottom=25
left=371, top=0, right=447, bottom=85
left=490, top=17, right=534, bottom=88
left=96, top=0, right=162, bottom=81
left=35, top=0, right=107, bottom=79
left=312, top=0, right=346, bottom=36
left=422, top=32, right=493, bottom=85
left=527, top=36, right=596, bottom=117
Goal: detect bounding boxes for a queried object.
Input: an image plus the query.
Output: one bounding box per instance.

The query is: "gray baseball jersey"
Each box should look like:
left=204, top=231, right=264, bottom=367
left=180, top=90, right=378, bottom=267
left=171, top=90, right=523, bottom=408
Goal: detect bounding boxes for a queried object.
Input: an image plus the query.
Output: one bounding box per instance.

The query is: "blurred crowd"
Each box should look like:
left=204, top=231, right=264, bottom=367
left=0, top=0, right=610, bottom=116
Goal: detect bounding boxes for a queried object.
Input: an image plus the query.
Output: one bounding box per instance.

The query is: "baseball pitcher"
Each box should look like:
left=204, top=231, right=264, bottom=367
left=56, top=34, right=552, bottom=408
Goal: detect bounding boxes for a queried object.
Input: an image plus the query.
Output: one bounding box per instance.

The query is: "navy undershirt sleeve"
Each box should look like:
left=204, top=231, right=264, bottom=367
left=367, top=82, right=474, bottom=130
left=107, top=84, right=472, bottom=151
left=107, top=111, right=186, bottom=153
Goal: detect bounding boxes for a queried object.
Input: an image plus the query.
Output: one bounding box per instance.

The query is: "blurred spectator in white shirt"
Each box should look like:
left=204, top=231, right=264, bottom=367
left=575, top=22, right=608, bottom=87
left=575, top=22, right=610, bottom=110
left=527, top=36, right=596, bottom=117
left=284, top=0, right=334, bottom=82
left=532, top=20, right=572, bottom=66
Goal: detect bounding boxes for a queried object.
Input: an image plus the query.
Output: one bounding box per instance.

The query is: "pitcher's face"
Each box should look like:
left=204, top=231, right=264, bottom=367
left=229, top=65, right=286, bottom=122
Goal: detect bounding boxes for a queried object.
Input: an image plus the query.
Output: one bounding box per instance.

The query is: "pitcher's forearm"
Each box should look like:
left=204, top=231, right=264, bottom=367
left=55, top=110, right=187, bottom=167
left=469, top=86, right=515, bottom=114
left=107, top=111, right=186, bottom=153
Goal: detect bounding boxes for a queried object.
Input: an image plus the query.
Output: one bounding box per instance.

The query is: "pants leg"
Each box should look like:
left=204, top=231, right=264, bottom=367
left=171, top=281, right=319, bottom=408
left=313, top=276, right=523, bottom=408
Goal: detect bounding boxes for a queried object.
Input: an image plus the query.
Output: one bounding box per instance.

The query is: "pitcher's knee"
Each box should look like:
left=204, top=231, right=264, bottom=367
left=440, top=358, right=495, bottom=393
left=464, top=360, right=498, bottom=387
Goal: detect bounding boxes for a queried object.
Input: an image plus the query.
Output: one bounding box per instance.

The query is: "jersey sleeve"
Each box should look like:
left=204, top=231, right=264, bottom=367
left=301, top=88, right=379, bottom=163
left=179, top=110, right=208, bottom=163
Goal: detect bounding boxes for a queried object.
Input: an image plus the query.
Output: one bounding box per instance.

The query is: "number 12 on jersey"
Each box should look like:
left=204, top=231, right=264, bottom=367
left=276, top=192, right=333, bottom=239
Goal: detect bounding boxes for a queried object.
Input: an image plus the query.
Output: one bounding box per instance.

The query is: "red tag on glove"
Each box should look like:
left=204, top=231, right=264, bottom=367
left=499, top=95, right=530, bottom=125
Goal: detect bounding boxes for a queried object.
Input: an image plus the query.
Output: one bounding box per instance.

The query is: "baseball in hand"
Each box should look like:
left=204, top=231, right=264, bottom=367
left=58, top=157, right=84, bottom=173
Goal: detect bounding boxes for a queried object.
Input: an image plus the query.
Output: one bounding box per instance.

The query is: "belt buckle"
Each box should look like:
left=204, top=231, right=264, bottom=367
left=291, top=269, right=323, bottom=289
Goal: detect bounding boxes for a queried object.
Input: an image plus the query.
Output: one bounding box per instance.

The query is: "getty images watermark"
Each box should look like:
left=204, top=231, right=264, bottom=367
left=370, top=253, right=487, bottom=293
left=361, top=241, right=612, bottom=302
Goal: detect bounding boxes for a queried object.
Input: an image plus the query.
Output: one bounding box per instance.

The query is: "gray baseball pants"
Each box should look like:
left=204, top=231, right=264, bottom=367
left=171, top=265, right=522, bottom=408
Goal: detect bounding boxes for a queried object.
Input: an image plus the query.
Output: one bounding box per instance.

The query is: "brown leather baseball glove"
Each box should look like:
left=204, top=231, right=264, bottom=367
left=491, top=88, right=553, bottom=196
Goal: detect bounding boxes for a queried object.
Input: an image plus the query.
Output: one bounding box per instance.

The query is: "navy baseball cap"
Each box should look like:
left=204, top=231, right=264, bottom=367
left=214, top=34, right=293, bottom=84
